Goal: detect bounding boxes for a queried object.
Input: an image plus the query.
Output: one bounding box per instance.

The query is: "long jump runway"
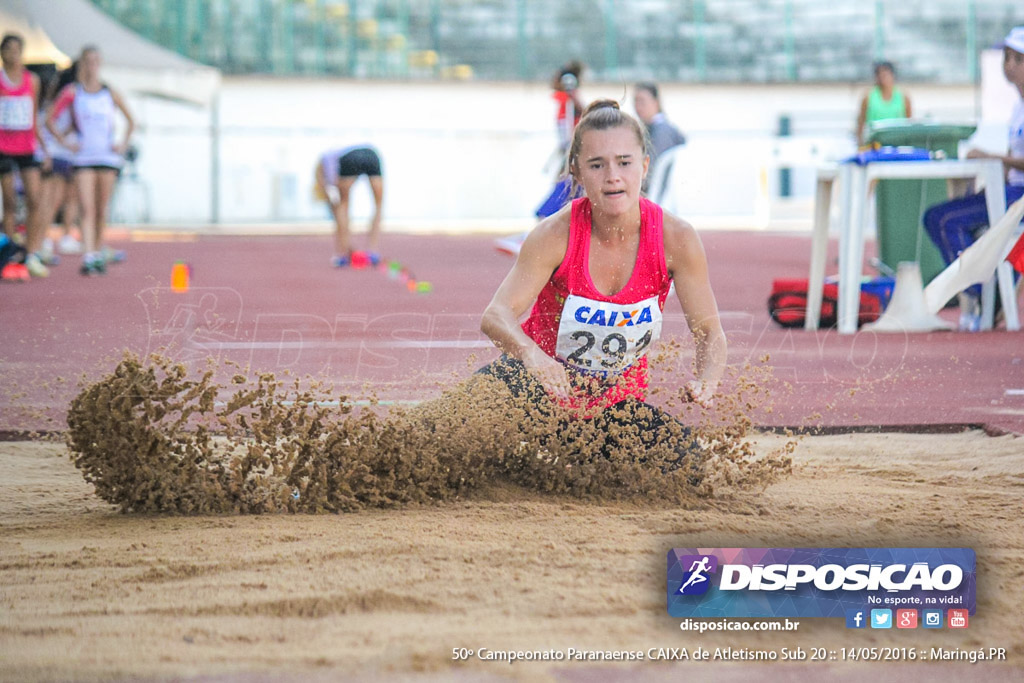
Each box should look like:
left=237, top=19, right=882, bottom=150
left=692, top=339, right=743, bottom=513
left=1, top=230, right=1021, bottom=435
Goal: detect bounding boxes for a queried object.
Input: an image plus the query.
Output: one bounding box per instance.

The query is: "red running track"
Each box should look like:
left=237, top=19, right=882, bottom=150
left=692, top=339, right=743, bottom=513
left=1, top=230, right=1022, bottom=435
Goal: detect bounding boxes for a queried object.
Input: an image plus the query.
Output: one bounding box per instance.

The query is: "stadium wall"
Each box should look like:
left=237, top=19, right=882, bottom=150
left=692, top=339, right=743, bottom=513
left=121, top=78, right=988, bottom=231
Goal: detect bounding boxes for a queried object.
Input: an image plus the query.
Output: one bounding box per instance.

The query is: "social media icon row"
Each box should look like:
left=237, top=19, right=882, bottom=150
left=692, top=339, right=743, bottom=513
left=846, top=608, right=968, bottom=629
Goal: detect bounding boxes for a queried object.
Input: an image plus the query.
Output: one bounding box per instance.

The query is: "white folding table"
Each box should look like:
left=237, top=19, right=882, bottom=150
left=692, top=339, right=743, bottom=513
left=805, top=158, right=1014, bottom=334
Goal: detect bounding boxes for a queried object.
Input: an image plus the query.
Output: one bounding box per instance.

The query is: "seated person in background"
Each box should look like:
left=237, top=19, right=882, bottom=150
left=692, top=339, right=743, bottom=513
left=923, top=27, right=1024, bottom=331
left=633, top=82, right=686, bottom=168
left=633, top=82, right=686, bottom=199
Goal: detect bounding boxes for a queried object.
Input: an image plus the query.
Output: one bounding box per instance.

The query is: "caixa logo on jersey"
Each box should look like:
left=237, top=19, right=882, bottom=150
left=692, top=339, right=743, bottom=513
left=667, top=548, right=976, bottom=619
left=573, top=305, right=654, bottom=327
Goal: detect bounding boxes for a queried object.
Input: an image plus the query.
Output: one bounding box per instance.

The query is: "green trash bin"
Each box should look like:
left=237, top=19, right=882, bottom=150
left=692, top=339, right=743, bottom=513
left=867, top=121, right=977, bottom=284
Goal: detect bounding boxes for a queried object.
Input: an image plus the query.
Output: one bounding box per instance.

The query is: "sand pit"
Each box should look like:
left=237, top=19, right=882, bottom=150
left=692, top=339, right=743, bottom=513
left=1, top=429, right=1021, bottom=682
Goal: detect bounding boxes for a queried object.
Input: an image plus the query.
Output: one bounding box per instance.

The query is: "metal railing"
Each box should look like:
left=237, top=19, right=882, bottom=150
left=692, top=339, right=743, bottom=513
left=89, top=0, right=1020, bottom=82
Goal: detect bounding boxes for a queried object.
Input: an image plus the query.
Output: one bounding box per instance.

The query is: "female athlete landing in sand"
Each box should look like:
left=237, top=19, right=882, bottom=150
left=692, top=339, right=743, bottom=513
left=479, top=100, right=726, bottom=465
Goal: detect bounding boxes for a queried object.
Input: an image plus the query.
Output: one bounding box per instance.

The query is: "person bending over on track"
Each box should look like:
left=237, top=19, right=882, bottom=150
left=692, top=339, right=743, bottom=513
left=0, top=33, right=49, bottom=278
left=923, top=27, right=1024, bottom=331
left=480, top=99, right=727, bottom=467
left=46, top=46, right=134, bottom=276
left=314, top=144, right=384, bottom=268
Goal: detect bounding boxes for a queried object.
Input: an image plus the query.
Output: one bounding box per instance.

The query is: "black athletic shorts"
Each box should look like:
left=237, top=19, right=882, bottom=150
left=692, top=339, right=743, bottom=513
left=73, top=164, right=122, bottom=175
left=337, top=147, right=382, bottom=178
left=475, top=354, right=702, bottom=469
left=0, top=153, right=40, bottom=175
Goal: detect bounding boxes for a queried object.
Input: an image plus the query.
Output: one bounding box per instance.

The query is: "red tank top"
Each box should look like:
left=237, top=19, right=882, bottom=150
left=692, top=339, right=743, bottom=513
left=521, top=196, right=672, bottom=411
left=0, top=69, right=36, bottom=155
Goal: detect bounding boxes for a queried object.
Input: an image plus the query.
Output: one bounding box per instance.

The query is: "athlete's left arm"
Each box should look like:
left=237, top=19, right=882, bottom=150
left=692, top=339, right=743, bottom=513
left=109, top=88, right=135, bottom=155
left=664, top=213, right=727, bottom=405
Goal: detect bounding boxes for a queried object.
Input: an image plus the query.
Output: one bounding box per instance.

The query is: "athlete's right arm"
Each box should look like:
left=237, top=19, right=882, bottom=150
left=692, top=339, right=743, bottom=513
left=481, top=209, right=572, bottom=398
left=46, top=85, right=77, bottom=152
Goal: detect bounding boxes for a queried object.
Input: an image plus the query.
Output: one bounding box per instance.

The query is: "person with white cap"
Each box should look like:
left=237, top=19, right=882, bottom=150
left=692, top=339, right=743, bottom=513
left=923, top=26, right=1024, bottom=331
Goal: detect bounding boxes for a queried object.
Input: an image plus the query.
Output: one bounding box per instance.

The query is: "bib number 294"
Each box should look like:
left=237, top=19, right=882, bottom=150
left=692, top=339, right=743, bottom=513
left=555, top=293, right=662, bottom=373
left=566, top=329, right=653, bottom=369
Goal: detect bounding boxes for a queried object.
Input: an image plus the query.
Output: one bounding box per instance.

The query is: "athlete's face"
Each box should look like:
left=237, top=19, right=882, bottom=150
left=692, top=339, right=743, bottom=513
left=0, top=40, right=23, bottom=68
left=875, top=66, right=895, bottom=89
left=574, top=126, right=648, bottom=216
left=1004, top=47, right=1024, bottom=89
left=80, top=50, right=101, bottom=81
left=633, top=89, right=659, bottom=124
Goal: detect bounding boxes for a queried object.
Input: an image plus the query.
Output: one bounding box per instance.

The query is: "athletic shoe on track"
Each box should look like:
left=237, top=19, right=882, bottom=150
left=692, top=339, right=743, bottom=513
left=100, top=246, right=126, bottom=264
left=331, top=254, right=351, bottom=268
left=58, top=234, right=82, bottom=255
left=38, top=244, right=60, bottom=266
left=957, top=293, right=981, bottom=332
left=80, top=253, right=107, bottom=276
left=25, top=253, right=50, bottom=278
left=367, top=251, right=382, bottom=267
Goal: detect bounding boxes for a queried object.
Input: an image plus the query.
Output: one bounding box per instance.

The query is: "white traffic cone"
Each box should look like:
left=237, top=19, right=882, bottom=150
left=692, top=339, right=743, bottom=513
left=862, top=261, right=953, bottom=333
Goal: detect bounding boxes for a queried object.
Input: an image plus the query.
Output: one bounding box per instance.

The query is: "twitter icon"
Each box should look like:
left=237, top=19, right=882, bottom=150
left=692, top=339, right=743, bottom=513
left=870, top=609, right=892, bottom=629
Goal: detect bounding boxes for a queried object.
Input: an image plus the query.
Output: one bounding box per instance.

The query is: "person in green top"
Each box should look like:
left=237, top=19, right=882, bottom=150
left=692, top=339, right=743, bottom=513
left=856, top=61, right=913, bottom=146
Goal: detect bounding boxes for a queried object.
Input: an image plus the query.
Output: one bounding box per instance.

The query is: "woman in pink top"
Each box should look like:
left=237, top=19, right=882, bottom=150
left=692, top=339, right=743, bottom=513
left=0, top=33, right=48, bottom=277
left=480, top=100, right=727, bottom=472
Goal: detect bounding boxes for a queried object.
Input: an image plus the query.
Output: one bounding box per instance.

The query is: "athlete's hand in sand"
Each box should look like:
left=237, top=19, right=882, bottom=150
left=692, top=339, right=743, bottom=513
left=684, top=380, right=715, bottom=408
left=523, top=347, right=573, bottom=400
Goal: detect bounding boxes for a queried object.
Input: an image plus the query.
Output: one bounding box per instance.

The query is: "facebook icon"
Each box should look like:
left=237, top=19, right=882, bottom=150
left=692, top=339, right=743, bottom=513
left=845, top=609, right=867, bottom=629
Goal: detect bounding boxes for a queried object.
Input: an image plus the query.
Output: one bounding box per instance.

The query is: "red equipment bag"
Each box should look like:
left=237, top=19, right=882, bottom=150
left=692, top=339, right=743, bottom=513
left=768, top=278, right=882, bottom=329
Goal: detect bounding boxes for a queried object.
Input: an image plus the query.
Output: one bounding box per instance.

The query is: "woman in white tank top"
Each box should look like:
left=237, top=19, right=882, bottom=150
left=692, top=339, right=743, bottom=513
left=46, top=46, right=134, bottom=275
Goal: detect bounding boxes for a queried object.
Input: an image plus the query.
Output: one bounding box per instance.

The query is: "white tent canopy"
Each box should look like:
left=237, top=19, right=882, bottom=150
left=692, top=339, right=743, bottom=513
left=1, top=0, right=220, bottom=105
